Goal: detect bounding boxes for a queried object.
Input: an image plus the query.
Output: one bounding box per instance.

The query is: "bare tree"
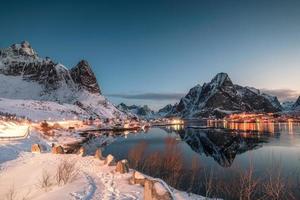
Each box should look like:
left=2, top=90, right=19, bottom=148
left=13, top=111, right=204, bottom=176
left=128, top=141, right=148, bottom=169
left=38, top=170, right=53, bottom=191
left=56, top=159, right=78, bottom=185
left=239, top=163, right=259, bottom=200
left=203, top=168, right=214, bottom=198
left=188, top=156, right=201, bottom=192
left=261, top=164, right=285, bottom=200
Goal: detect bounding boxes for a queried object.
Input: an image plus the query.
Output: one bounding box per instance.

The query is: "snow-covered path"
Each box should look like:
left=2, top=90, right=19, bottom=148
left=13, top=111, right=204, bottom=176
left=71, top=155, right=142, bottom=200
left=0, top=153, right=144, bottom=200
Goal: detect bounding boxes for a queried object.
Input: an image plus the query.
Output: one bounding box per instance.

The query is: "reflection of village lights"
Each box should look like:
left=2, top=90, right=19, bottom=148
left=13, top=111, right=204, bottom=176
left=171, top=119, right=184, bottom=125
left=171, top=124, right=183, bottom=131
left=288, top=119, right=294, bottom=134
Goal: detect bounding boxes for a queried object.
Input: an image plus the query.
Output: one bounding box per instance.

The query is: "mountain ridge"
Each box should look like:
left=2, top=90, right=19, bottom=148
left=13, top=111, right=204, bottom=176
left=117, top=103, right=155, bottom=119
left=162, top=73, right=282, bottom=118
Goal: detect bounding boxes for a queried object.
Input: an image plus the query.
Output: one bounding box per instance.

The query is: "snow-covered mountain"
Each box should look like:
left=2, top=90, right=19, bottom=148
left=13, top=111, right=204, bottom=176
left=163, top=73, right=282, bottom=118
left=117, top=103, right=155, bottom=119
left=281, top=101, right=295, bottom=111
left=0, top=41, right=125, bottom=120
left=157, top=104, right=176, bottom=117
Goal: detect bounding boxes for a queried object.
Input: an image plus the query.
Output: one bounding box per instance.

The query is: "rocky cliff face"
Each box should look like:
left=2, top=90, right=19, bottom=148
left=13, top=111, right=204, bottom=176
left=165, top=73, right=282, bottom=118
left=0, top=41, right=123, bottom=119
left=70, top=60, right=101, bottom=94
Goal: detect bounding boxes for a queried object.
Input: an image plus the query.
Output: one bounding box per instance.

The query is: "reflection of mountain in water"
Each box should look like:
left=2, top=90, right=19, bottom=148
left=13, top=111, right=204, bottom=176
left=176, top=128, right=269, bottom=167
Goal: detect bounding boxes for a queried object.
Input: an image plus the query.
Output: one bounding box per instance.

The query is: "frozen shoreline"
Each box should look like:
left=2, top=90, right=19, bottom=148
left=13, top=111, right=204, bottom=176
left=0, top=130, right=208, bottom=200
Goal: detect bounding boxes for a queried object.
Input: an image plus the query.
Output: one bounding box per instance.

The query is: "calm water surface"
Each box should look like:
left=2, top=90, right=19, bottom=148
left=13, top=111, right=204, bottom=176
left=86, top=121, right=300, bottom=196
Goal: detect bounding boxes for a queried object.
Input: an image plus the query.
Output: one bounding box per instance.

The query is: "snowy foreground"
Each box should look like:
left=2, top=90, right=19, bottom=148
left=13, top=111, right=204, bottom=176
left=0, top=131, right=208, bottom=200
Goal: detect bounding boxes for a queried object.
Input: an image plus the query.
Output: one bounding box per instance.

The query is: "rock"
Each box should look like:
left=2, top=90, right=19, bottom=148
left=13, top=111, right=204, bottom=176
left=104, top=154, right=116, bottom=166
left=77, top=146, right=86, bottom=156
left=31, top=144, right=42, bottom=153
left=115, top=159, right=129, bottom=174
left=94, top=148, right=105, bottom=160
left=130, top=171, right=146, bottom=186
left=51, top=145, right=64, bottom=154
left=144, top=179, right=172, bottom=200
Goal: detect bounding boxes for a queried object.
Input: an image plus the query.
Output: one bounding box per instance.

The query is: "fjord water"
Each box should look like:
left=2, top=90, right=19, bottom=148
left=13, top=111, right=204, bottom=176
left=101, top=121, right=300, bottom=195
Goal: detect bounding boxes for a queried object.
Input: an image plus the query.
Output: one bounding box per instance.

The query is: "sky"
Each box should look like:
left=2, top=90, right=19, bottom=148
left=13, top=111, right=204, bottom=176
left=1, top=0, right=300, bottom=110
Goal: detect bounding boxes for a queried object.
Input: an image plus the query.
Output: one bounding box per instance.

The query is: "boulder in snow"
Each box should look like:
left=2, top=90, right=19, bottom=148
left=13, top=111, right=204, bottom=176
left=51, top=145, right=64, bottom=154
left=130, top=171, right=146, bottom=186
left=31, top=144, right=42, bottom=153
left=144, top=179, right=172, bottom=200
left=115, top=159, right=129, bottom=174
left=104, top=154, right=116, bottom=166
left=77, top=146, right=86, bottom=157
left=94, top=148, right=105, bottom=160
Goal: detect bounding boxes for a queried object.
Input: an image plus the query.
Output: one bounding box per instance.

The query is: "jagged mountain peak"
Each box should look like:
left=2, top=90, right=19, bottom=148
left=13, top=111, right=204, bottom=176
left=9, top=41, right=38, bottom=58
left=209, top=72, right=233, bottom=88
left=75, top=60, right=90, bottom=68
left=71, top=60, right=101, bottom=94
left=0, top=42, right=101, bottom=97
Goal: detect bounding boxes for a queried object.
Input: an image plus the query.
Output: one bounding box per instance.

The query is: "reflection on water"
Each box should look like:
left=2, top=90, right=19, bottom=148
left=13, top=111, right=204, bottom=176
left=99, top=121, right=300, bottom=168
left=207, top=120, right=300, bottom=135
left=84, top=121, right=300, bottom=197
left=175, top=128, right=268, bottom=167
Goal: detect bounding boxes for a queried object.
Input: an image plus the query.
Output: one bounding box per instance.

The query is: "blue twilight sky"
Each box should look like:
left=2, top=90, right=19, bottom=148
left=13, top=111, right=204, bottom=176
left=1, top=0, right=300, bottom=110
